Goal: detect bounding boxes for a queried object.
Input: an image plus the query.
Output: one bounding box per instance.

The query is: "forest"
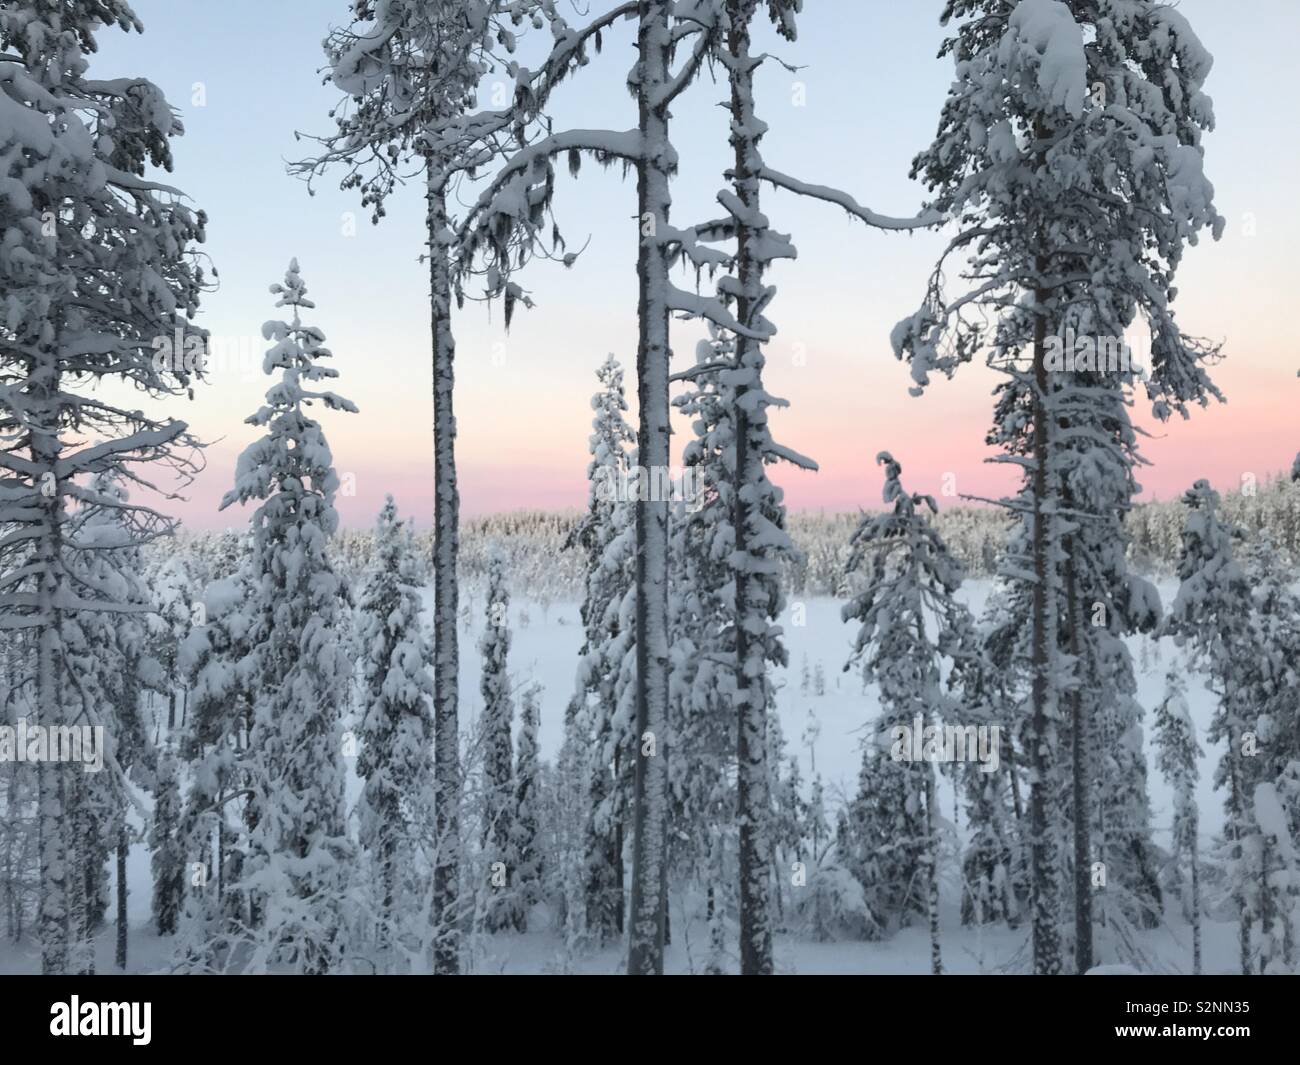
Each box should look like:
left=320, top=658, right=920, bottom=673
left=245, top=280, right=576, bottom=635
left=1, top=0, right=1298, bottom=980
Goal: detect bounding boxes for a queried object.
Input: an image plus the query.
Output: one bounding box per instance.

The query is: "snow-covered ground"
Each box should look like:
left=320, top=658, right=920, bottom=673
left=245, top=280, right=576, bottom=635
left=0, top=579, right=1236, bottom=975
left=446, top=581, right=1227, bottom=848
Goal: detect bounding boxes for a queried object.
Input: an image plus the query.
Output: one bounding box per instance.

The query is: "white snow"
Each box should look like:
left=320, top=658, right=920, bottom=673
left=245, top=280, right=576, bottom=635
left=1000, top=0, right=1087, bottom=118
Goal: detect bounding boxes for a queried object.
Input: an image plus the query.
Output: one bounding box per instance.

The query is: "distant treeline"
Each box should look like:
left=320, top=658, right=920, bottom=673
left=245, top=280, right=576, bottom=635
left=167, top=475, right=1300, bottom=601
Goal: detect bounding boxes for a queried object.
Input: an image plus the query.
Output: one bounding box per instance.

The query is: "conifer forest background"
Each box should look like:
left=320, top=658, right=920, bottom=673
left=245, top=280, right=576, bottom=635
left=1, top=0, right=1298, bottom=977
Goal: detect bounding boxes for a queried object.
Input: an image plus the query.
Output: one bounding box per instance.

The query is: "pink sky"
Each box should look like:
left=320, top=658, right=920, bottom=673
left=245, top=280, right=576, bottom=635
left=185, top=328, right=1295, bottom=532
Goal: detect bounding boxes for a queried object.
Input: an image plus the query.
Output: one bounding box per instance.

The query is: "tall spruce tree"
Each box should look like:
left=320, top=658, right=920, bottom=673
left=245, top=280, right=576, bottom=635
left=62, top=472, right=158, bottom=970
left=355, top=496, right=435, bottom=964
left=150, top=747, right=184, bottom=936
left=177, top=546, right=257, bottom=966
left=511, top=682, right=543, bottom=931
left=1153, top=667, right=1202, bottom=974
left=842, top=452, right=976, bottom=974
left=478, top=548, right=516, bottom=932
left=667, top=338, right=743, bottom=970
left=567, top=355, right=635, bottom=943
left=1161, top=480, right=1263, bottom=972
left=218, top=261, right=357, bottom=974
left=1237, top=537, right=1300, bottom=973
left=953, top=597, right=1024, bottom=929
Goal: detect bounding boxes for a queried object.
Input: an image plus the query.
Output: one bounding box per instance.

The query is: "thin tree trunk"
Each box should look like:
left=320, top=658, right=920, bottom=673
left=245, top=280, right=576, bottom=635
left=771, top=843, right=784, bottom=922
left=1065, top=549, right=1093, bottom=972
left=626, top=0, right=674, bottom=977
left=3, top=763, right=15, bottom=941
left=37, top=751, right=68, bottom=975
left=70, top=772, right=92, bottom=974
left=1190, top=815, right=1202, bottom=975
left=379, top=827, right=394, bottom=963
left=615, top=815, right=625, bottom=935
left=116, top=827, right=128, bottom=970
left=1028, top=269, right=1062, bottom=975
left=706, top=831, right=726, bottom=973
left=427, top=161, right=462, bottom=975
left=1095, top=716, right=1108, bottom=933
left=35, top=371, right=69, bottom=973
left=727, top=0, right=774, bottom=977
left=1230, top=766, right=1250, bottom=975
left=1007, top=747, right=1024, bottom=821
left=1256, top=837, right=1272, bottom=975
left=925, top=763, right=943, bottom=974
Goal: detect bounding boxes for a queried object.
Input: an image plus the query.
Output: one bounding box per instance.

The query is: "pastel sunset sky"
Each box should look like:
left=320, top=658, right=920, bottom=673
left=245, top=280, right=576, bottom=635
left=96, top=0, right=1299, bottom=530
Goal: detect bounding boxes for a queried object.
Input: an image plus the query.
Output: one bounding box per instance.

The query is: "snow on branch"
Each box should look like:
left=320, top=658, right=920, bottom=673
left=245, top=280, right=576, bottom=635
left=758, top=166, right=943, bottom=231
left=667, top=284, right=770, bottom=340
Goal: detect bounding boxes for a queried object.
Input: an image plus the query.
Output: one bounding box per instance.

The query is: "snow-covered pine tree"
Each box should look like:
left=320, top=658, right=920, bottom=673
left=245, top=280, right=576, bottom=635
left=709, top=0, right=804, bottom=976
left=553, top=694, right=590, bottom=961
left=1153, top=667, right=1203, bottom=974
left=1162, top=480, right=1256, bottom=972
left=1252, top=781, right=1298, bottom=975
left=566, top=355, right=635, bottom=944
left=217, top=261, right=357, bottom=974
left=478, top=548, right=516, bottom=933
left=355, top=496, right=435, bottom=964
left=0, top=0, right=208, bottom=973
left=839, top=726, right=918, bottom=942
left=1041, top=336, right=1161, bottom=966
left=806, top=774, right=830, bottom=870
left=767, top=723, right=804, bottom=927
left=842, top=452, right=976, bottom=974
left=895, top=0, right=1225, bottom=973
left=304, top=0, right=496, bottom=972
left=796, top=814, right=872, bottom=945
left=577, top=488, right=644, bottom=949
left=667, top=338, right=745, bottom=969
left=177, top=549, right=257, bottom=964
left=60, top=472, right=161, bottom=971
left=150, top=554, right=198, bottom=732
left=150, top=748, right=184, bottom=937
left=512, top=682, right=543, bottom=931
left=1089, top=630, right=1165, bottom=959
left=0, top=627, right=38, bottom=944
left=1237, top=536, right=1300, bottom=974
left=203, top=530, right=246, bottom=583
left=952, top=595, right=1024, bottom=929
